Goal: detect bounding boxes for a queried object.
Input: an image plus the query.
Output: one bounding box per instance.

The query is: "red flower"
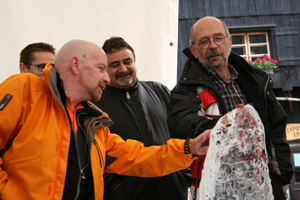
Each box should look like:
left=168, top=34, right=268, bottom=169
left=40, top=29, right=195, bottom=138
left=274, top=60, right=278, bottom=64
left=262, top=59, right=265, bottom=62
left=263, top=54, right=270, bottom=59
left=247, top=60, right=251, bottom=64
left=270, top=59, right=274, bottom=62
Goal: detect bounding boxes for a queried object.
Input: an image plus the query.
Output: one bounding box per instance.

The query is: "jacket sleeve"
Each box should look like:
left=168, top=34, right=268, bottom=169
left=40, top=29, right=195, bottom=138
left=0, top=75, right=27, bottom=194
left=168, top=84, right=218, bottom=139
left=104, top=132, right=196, bottom=177
left=267, top=90, right=294, bottom=185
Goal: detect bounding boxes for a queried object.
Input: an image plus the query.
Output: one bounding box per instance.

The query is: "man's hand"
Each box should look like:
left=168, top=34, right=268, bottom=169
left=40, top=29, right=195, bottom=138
left=190, top=129, right=211, bottom=155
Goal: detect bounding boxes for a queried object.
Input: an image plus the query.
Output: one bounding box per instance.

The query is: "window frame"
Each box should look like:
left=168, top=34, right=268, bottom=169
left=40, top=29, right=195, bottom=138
left=231, top=32, right=271, bottom=61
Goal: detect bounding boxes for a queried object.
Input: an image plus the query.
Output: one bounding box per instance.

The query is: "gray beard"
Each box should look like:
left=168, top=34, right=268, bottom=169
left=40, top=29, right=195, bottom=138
left=198, top=55, right=228, bottom=70
left=116, top=76, right=133, bottom=87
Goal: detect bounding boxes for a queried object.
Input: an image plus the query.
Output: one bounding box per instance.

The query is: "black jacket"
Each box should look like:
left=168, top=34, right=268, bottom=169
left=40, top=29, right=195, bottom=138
left=93, top=79, right=191, bottom=200
left=168, top=48, right=293, bottom=185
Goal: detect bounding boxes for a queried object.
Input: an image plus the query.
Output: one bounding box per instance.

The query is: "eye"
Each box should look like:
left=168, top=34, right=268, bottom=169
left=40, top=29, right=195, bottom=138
left=200, top=40, right=209, bottom=45
left=38, top=64, right=46, bottom=69
left=214, top=37, right=223, bottom=42
left=124, top=61, right=132, bottom=65
left=110, top=63, right=120, bottom=68
left=97, top=66, right=106, bottom=72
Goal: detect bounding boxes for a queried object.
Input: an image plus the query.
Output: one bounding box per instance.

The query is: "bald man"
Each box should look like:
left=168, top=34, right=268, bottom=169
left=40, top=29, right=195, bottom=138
left=0, top=39, right=211, bottom=200
left=168, top=16, right=293, bottom=199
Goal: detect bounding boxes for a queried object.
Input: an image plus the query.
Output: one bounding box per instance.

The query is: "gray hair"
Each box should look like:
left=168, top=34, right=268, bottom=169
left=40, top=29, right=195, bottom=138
left=189, top=16, right=230, bottom=45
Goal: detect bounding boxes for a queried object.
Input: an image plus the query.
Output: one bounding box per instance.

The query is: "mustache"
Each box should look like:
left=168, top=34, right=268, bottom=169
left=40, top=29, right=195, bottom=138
left=115, top=71, right=132, bottom=78
left=206, top=50, right=223, bottom=59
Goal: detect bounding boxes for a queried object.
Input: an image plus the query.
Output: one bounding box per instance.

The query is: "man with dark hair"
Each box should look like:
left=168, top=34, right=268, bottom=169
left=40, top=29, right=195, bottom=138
left=93, top=37, right=191, bottom=200
left=19, top=42, right=55, bottom=78
left=168, top=16, right=293, bottom=199
left=0, top=39, right=210, bottom=200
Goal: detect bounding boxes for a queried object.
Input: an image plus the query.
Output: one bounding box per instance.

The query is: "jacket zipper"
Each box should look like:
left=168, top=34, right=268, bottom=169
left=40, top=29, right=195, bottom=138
left=93, top=140, right=103, bottom=168
left=72, top=126, right=82, bottom=200
left=53, top=91, right=82, bottom=200
left=126, top=90, right=130, bottom=99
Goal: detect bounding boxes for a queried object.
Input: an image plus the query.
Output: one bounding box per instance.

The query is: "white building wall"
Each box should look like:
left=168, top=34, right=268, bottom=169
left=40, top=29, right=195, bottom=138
left=0, top=0, right=179, bottom=89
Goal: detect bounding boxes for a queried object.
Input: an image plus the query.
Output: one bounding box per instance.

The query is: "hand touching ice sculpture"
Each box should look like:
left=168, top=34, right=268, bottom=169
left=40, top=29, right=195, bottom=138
left=200, top=104, right=273, bottom=200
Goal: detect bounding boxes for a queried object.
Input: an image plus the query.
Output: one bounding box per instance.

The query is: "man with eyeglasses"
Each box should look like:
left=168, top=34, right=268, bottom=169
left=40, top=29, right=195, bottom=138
left=19, top=42, right=55, bottom=78
left=168, top=16, right=293, bottom=199
left=0, top=39, right=211, bottom=200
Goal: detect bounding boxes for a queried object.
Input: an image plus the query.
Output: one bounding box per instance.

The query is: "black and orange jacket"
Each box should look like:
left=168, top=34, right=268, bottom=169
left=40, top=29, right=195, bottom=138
left=0, top=64, right=197, bottom=200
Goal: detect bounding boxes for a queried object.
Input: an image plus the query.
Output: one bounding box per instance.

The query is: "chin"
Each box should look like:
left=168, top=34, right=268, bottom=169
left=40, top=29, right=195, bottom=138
left=116, top=79, right=133, bottom=88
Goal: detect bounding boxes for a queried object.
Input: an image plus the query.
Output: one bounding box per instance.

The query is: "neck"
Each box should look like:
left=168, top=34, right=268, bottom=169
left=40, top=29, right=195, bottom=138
left=212, top=63, right=231, bottom=83
left=61, top=78, right=83, bottom=110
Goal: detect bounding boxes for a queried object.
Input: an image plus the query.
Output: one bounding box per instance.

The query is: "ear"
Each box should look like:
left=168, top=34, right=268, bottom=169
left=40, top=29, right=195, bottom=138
left=20, top=63, right=27, bottom=73
left=70, top=56, right=79, bottom=75
left=189, top=44, right=198, bottom=59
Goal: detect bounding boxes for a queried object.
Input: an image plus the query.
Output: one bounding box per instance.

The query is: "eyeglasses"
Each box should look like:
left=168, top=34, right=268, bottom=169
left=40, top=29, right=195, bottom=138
left=195, top=34, right=229, bottom=49
left=24, top=63, right=47, bottom=72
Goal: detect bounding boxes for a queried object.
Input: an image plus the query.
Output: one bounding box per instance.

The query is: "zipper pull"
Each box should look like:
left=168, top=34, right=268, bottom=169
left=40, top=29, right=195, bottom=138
left=81, top=169, right=86, bottom=179
left=126, top=91, right=130, bottom=99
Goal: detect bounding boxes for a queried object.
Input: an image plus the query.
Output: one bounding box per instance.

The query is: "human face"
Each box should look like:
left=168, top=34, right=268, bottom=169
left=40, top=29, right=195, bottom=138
left=106, top=48, right=137, bottom=88
left=190, top=18, right=232, bottom=71
left=79, top=47, right=110, bottom=101
left=20, top=51, right=55, bottom=78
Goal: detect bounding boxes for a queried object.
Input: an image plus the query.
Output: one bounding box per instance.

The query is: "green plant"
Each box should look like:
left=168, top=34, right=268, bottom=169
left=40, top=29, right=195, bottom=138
left=247, top=54, right=278, bottom=71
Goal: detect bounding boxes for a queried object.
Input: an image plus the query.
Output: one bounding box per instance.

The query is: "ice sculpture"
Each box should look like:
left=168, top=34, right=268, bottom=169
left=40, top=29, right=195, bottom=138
left=199, top=104, right=274, bottom=200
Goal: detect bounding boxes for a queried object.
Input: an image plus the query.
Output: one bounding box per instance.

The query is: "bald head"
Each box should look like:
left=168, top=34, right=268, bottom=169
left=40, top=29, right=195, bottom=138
left=190, top=16, right=230, bottom=45
left=54, top=40, right=95, bottom=71
left=53, top=39, right=110, bottom=108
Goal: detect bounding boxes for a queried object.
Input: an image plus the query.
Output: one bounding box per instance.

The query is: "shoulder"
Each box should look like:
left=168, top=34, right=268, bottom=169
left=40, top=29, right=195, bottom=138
left=140, top=81, right=170, bottom=94
left=1, top=73, right=49, bottom=93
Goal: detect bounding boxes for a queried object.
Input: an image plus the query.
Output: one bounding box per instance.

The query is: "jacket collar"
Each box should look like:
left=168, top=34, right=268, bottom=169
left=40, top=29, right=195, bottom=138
left=181, top=47, right=257, bottom=81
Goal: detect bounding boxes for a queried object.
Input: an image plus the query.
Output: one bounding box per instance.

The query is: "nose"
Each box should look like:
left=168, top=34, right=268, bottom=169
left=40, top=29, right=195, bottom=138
left=103, top=71, right=110, bottom=84
left=208, top=39, right=218, bottom=49
left=118, top=63, right=127, bottom=73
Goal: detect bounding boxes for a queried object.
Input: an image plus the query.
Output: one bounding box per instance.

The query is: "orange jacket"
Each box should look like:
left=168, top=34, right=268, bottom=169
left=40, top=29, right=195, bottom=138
left=0, top=65, right=196, bottom=200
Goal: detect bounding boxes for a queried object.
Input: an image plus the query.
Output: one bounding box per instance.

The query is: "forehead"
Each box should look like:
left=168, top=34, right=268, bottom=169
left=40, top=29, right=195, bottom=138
left=107, top=48, right=134, bottom=63
left=31, top=51, right=55, bottom=63
left=193, top=18, right=226, bottom=40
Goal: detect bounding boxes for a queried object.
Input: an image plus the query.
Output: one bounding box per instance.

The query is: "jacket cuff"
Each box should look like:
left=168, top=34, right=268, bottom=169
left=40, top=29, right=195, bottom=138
left=184, top=138, right=192, bottom=154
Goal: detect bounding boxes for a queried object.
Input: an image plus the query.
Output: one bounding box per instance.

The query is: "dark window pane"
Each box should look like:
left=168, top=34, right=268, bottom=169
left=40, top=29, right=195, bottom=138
left=232, top=35, right=244, bottom=45
left=250, top=46, right=268, bottom=55
left=249, top=34, right=267, bottom=43
left=231, top=47, right=245, bottom=55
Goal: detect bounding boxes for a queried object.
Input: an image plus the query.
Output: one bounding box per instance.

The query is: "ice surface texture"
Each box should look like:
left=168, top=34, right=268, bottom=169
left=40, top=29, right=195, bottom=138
left=199, top=104, right=273, bottom=200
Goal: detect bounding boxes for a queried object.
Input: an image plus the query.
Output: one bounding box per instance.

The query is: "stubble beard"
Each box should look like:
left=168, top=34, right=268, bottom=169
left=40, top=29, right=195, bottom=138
left=116, top=76, right=133, bottom=88
left=197, top=49, right=229, bottom=70
left=80, top=77, right=102, bottom=102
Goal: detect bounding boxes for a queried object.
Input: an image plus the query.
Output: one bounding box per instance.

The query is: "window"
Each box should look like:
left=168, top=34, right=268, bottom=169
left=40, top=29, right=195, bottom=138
left=294, top=153, right=300, bottom=182
left=231, top=32, right=270, bottom=61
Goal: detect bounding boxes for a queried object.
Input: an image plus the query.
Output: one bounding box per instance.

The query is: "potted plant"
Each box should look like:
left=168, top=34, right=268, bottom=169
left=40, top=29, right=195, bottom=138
left=247, top=54, right=278, bottom=74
